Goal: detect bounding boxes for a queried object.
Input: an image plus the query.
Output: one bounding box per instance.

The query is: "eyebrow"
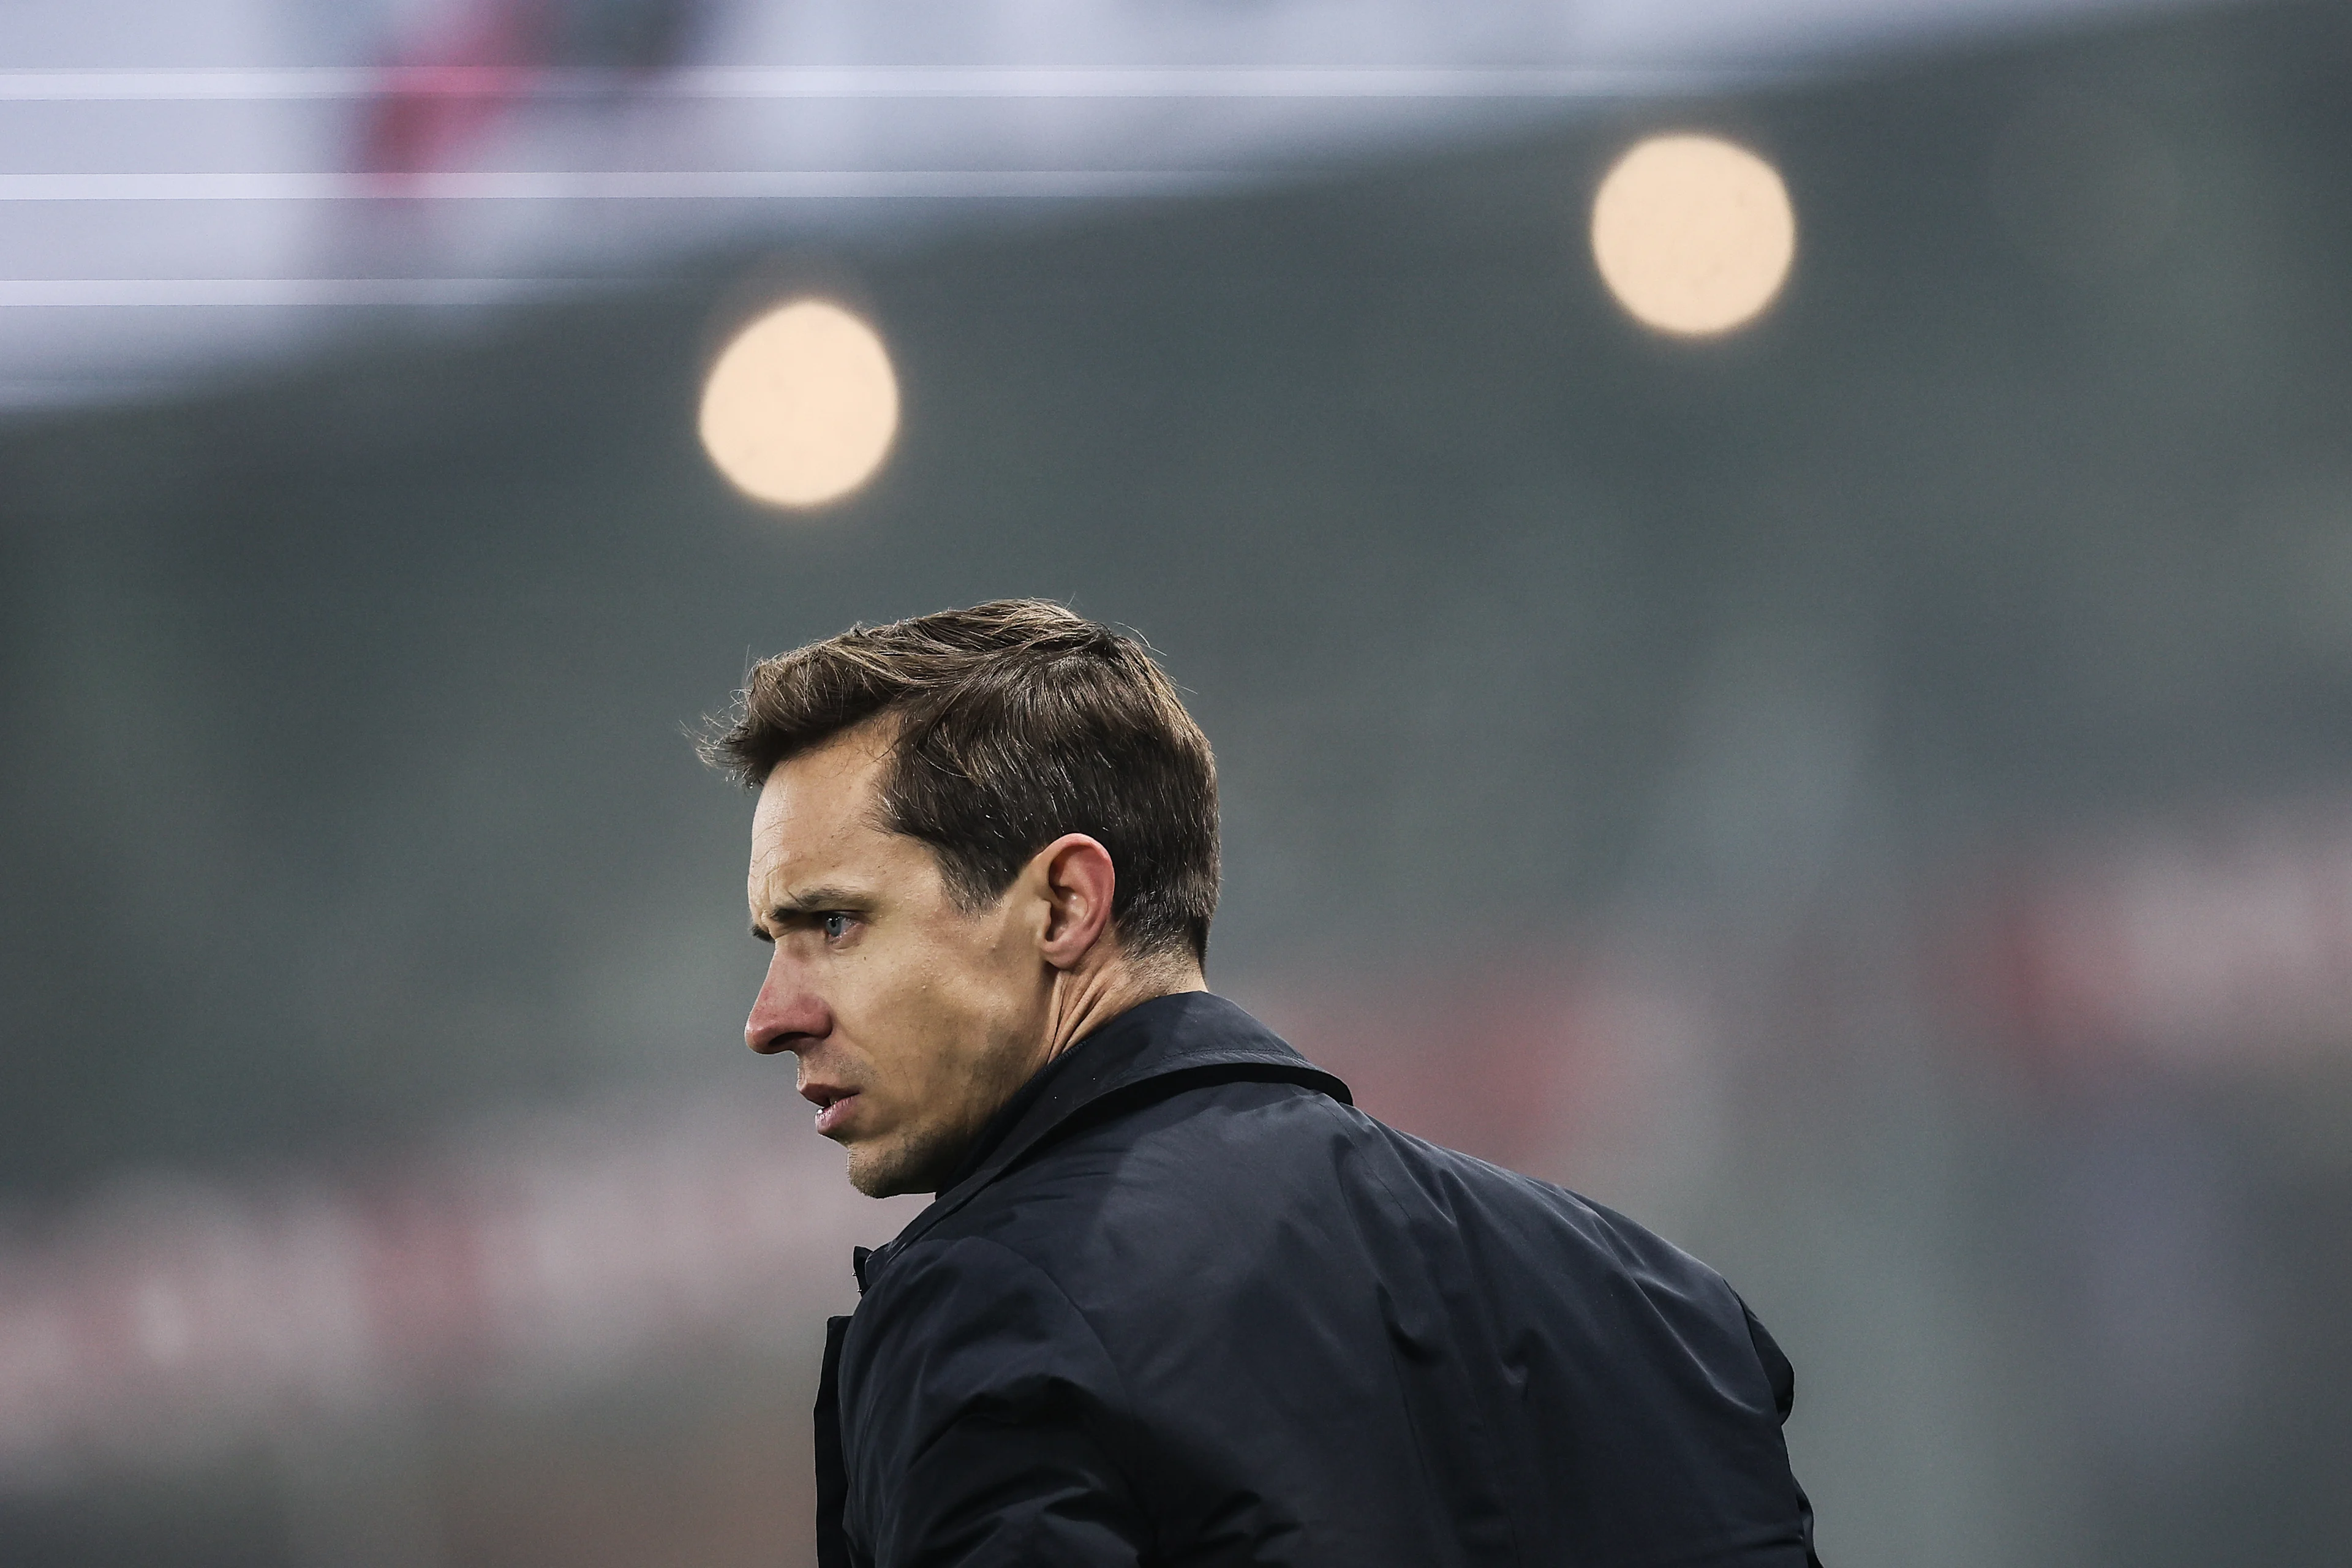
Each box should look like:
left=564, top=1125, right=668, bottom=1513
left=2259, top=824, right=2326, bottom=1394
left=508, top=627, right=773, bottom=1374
left=750, top=885, right=870, bottom=938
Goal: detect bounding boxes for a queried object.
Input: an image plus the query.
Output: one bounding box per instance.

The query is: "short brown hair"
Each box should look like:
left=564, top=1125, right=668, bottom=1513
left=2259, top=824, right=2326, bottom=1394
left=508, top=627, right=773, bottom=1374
left=704, top=600, right=1219, bottom=963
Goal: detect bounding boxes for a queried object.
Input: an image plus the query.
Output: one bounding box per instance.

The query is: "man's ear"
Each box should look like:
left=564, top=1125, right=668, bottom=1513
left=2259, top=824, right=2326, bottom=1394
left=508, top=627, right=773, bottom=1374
left=1028, top=833, right=1117, bottom=971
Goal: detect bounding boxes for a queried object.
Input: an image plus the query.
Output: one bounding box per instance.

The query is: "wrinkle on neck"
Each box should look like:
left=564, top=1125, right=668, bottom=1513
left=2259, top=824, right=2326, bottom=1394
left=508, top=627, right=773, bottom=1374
left=1040, top=946, right=1205, bottom=1068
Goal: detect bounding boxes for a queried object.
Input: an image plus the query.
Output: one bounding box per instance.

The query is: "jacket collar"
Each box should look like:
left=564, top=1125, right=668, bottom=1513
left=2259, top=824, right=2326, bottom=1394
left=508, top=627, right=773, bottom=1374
left=858, top=991, right=1349, bottom=1290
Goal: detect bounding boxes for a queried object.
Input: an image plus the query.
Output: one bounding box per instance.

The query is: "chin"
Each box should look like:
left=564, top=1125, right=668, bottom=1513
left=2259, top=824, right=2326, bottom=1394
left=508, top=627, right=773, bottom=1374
left=843, top=1128, right=962, bottom=1199
left=843, top=1153, right=909, bottom=1199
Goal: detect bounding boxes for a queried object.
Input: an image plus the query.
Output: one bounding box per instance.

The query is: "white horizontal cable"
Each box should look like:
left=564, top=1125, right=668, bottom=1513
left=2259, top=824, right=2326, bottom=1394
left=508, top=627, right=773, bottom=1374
left=0, top=66, right=1771, bottom=102
left=0, top=170, right=1241, bottom=200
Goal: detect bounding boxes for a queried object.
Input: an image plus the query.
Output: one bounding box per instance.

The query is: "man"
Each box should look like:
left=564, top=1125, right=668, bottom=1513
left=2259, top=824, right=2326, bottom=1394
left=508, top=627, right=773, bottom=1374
left=709, top=599, right=1823, bottom=1567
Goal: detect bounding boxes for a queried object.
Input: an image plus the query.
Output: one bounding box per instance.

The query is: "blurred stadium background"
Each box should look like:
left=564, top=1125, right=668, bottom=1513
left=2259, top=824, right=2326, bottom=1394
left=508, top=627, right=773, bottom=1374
left=7, top=0, right=2352, bottom=1563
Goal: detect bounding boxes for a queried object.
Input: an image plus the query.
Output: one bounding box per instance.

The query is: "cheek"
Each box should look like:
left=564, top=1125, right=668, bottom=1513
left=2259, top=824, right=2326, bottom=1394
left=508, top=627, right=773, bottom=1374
left=871, top=924, right=1023, bottom=1072
left=826, top=941, right=963, bottom=1078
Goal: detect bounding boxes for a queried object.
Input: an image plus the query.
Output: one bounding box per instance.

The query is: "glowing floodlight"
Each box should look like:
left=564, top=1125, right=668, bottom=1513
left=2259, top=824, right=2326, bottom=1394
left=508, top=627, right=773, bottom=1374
left=699, top=299, right=899, bottom=508
left=1590, top=134, right=1796, bottom=337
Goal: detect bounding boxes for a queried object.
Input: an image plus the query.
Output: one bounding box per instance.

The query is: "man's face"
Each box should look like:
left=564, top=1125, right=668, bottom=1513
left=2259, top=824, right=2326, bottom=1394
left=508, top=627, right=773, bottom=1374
left=744, top=725, right=1052, bottom=1196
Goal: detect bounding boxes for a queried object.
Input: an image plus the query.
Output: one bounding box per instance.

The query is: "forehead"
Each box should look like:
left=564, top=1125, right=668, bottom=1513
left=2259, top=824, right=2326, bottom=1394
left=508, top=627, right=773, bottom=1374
left=747, top=728, right=896, bottom=889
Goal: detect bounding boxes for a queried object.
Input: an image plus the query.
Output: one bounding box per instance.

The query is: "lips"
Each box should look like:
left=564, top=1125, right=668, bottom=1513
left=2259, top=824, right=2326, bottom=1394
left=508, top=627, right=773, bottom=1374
left=802, top=1082, right=860, bottom=1137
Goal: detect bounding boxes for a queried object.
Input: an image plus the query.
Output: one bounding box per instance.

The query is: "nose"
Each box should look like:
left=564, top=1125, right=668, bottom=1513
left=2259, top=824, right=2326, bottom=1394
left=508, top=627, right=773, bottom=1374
left=745, top=945, right=830, bottom=1055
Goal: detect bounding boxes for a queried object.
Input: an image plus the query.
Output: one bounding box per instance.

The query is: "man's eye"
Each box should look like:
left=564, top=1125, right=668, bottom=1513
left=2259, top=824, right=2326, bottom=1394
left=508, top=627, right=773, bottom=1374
left=821, top=913, right=854, bottom=942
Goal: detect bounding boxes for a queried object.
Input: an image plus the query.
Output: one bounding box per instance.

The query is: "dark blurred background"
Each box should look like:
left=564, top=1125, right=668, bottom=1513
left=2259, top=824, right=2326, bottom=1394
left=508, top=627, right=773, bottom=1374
left=7, top=1, right=2352, bottom=1563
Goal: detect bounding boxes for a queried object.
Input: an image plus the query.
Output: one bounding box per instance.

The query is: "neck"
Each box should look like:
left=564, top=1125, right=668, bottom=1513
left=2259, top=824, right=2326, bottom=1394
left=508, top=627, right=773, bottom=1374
left=1040, top=947, right=1205, bottom=1066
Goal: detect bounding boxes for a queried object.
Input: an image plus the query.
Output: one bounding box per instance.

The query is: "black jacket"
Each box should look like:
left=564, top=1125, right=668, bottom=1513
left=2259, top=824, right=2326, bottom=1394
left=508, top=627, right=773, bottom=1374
left=816, top=992, right=1822, bottom=1568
